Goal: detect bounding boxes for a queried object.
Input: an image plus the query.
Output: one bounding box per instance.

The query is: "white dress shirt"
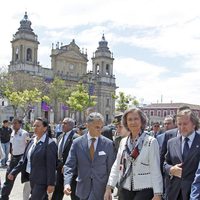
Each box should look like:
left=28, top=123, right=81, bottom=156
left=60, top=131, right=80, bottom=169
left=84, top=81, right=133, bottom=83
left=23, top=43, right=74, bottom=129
left=10, top=128, right=29, bottom=156
left=26, top=134, right=46, bottom=174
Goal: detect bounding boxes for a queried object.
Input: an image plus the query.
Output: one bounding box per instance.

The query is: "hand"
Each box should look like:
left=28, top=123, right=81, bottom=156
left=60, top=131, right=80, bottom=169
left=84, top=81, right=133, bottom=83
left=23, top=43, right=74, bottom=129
left=47, top=185, right=55, bottom=194
left=7, top=174, right=14, bottom=180
left=170, top=163, right=182, bottom=178
left=152, top=194, right=161, bottom=200
left=104, top=187, right=112, bottom=200
left=64, top=184, right=71, bottom=195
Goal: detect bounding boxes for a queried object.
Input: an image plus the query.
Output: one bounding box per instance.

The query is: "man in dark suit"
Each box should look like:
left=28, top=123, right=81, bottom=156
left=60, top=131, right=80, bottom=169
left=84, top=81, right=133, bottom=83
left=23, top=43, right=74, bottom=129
left=52, top=117, right=79, bottom=200
left=63, top=112, right=116, bottom=200
left=164, top=109, right=200, bottom=200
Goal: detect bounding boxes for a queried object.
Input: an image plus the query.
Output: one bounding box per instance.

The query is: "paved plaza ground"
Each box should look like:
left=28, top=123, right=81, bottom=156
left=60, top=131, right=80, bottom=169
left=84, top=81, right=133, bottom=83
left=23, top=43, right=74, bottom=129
left=0, top=168, right=117, bottom=200
left=0, top=167, right=70, bottom=200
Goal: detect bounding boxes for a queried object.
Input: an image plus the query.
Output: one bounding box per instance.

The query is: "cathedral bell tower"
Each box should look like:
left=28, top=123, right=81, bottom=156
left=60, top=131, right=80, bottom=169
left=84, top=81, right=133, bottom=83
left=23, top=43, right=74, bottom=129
left=9, top=12, right=40, bottom=74
left=91, top=34, right=116, bottom=124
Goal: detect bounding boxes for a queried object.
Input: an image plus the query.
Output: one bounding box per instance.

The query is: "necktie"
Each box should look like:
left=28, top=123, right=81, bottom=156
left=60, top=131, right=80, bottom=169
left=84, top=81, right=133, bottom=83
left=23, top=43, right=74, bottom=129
left=182, top=137, right=189, bottom=162
left=90, top=138, right=96, bottom=160
left=58, top=134, right=66, bottom=160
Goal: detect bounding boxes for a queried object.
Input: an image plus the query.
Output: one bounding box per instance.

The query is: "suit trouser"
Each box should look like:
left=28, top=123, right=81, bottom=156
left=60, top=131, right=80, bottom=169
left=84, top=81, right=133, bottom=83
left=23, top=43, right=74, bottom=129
left=121, top=188, right=154, bottom=200
left=52, top=167, right=79, bottom=200
left=30, top=182, right=48, bottom=200
left=1, top=155, right=22, bottom=200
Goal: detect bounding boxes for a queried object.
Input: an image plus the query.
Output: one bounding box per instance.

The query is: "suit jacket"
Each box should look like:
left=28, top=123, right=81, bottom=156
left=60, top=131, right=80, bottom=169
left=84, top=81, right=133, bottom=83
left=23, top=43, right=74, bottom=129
left=156, top=132, right=165, bottom=153
left=160, top=128, right=178, bottom=174
left=57, top=130, right=79, bottom=167
left=190, top=163, right=200, bottom=200
left=190, top=164, right=200, bottom=200
left=64, top=133, right=116, bottom=200
left=11, top=134, right=58, bottom=186
left=164, top=132, right=200, bottom=200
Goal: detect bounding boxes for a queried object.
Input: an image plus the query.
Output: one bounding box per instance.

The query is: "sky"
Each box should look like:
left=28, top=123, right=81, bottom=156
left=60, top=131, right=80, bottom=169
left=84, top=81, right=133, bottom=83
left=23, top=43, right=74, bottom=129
left=1, top=0, right=200, bottom=105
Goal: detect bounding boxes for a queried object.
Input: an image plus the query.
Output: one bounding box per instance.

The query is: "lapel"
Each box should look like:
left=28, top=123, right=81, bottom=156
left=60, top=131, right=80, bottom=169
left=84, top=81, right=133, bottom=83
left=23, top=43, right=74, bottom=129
left=31, top=134, right=48, bottom=159
left=81, top=133, right=91, bottom=161
left=62, top=130, right=74, bottom=152
left=184, top=132, right=200, bottom=162
left=173, top=136, right=183, bottom=162
left=24, top=139, right=34, bottom=159
left=57, top=133, right=64, bottom=145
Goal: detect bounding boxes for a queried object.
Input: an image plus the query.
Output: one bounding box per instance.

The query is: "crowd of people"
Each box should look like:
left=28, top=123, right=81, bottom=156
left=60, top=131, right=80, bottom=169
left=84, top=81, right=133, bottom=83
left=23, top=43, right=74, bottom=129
left=0, top=106, right=199, bottom=200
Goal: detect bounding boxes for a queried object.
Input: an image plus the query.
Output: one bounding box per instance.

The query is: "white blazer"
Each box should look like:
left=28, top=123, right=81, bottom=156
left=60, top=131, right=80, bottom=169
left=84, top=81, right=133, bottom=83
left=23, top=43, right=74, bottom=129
left=107, top=134, right=163, bottom=194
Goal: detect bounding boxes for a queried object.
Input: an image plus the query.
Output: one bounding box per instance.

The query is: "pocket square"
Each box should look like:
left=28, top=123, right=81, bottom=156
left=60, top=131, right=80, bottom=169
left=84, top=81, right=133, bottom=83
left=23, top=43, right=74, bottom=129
left=98, top=151, right=106, bottom=156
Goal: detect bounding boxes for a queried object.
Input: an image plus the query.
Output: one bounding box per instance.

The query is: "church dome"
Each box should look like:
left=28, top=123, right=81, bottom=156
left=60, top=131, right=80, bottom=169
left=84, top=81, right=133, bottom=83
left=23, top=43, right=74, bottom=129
left=18, top=12, right=33, bottom=32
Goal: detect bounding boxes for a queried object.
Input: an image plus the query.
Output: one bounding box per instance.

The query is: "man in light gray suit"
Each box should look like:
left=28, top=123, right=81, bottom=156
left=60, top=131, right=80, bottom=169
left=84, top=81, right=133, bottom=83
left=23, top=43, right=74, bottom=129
left=64, top=112, right=116, bottom=200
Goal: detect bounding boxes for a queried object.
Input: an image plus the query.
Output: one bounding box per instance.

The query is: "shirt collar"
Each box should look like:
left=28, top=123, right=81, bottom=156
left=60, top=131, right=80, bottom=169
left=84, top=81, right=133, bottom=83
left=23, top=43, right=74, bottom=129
left=34, top=133, right=46, bottom=145
left=181, top=131, right=196, bottom=143
left=87, top=132, right=98, bottom=141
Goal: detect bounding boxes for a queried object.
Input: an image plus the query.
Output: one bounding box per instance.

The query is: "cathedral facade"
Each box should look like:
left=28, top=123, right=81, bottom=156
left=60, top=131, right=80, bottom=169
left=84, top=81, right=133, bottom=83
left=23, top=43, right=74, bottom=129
left=8, top=12, right=117, bottom=124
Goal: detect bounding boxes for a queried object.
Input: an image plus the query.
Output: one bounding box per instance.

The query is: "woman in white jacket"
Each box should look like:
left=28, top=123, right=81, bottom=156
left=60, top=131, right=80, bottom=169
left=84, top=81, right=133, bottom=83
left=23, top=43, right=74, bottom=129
left=104, top=107, right=163, bottom=200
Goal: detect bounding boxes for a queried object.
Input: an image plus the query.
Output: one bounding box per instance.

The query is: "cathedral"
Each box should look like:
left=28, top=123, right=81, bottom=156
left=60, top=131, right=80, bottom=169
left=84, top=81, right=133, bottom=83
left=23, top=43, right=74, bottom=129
left=8, top=12, right=117, bottom=124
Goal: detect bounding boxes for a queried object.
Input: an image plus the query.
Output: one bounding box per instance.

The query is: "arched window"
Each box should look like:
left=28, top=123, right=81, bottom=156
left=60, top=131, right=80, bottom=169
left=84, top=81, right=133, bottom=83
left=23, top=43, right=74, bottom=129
left=15, top=48, right=19, bottom=61
left=106, top=64, right=110, bottom=75
left=96, top=64, right=100, bottom=74
left=26, top=48, right=32, bottom=61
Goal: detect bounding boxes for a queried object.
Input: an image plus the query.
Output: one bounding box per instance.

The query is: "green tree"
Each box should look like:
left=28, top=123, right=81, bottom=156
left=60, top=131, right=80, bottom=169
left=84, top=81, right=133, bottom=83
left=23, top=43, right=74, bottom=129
left=45, top=77, right=71, bottom=122
left=67, top=83, right=96, bottom=119
left=114, top=91, right=139, bottom=113
left=4, top=88, right=49, bottom=118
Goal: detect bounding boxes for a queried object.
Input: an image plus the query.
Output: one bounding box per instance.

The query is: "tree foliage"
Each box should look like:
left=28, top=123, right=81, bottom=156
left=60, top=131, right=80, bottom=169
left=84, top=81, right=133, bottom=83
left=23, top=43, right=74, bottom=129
left=4, top=87, right=48, bottom=118
left=115, top=91, right=139, bottom=113
left=67, top=83, right=96, bottom=112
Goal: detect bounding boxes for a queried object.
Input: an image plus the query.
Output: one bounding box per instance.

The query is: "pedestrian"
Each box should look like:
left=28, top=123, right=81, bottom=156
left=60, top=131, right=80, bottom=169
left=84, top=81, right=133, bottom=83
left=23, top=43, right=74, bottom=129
left=164, top=109, right=200, bottom=200
left=7, top=117, right=57, bottom=200
left=104, top=107, right=163, bottom=200
left=0, top=120, right=12, bottom=167
left=1, top=118, right=29, bottom=200
left=64, top=112, right=116, bottom=200
left=52, top=117, right=79, bottom=200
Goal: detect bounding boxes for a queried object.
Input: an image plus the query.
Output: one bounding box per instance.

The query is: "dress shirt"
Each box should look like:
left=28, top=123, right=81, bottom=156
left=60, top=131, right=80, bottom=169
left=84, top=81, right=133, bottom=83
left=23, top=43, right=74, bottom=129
left=87, top=132, right=98, bottom=151
left=26, top=134, right=46, bottom=173
left=10, top=128, right=29, bottom=156
left=181, top=131, right=195, bottom=153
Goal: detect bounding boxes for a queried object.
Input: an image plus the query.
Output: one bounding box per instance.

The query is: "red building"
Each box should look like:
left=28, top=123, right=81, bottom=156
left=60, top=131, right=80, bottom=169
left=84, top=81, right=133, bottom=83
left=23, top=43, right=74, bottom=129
left=141, top=103, right=200, bottom=125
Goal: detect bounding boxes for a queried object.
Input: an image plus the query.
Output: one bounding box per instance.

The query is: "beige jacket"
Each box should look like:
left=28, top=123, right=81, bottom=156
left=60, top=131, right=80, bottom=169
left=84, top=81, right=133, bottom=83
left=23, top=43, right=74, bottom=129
left=107, top=134, right=163, bottom=194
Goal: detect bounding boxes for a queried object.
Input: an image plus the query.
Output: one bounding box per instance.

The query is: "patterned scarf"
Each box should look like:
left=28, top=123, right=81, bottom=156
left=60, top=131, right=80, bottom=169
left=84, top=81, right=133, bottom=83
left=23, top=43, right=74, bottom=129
left=125, top=131, right=146, bottom=161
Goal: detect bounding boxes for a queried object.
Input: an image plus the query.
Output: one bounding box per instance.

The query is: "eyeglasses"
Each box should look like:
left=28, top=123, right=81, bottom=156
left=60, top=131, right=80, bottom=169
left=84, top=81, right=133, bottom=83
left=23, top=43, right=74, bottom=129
left=153, top=125, right=159, bottom=127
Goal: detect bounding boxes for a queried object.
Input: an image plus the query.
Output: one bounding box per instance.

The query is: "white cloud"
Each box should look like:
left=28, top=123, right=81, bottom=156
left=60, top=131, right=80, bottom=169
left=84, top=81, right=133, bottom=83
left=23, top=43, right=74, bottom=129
left=1, top=0, right=200, bottom=105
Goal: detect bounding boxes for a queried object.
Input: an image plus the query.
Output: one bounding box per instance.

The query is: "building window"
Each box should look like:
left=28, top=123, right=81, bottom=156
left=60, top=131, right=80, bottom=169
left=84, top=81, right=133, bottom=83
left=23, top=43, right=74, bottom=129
left=106, top=98, right=110, bottom=107
left=106, top=64, right=110, bottom=75
left=15, top=48, right=19, bottom=61
left=163, top=110, right=167, bottom=117
left=170, top=110, right=175, bottom=115
left=157, top=110, right=161, bottom=117
left=96, top=64, right=100, bottom=74
left=150, top=110, right=154, bottom=116
left=106, top=114, right=109, bottom=123
left=26, top=48, right=32, bottom=61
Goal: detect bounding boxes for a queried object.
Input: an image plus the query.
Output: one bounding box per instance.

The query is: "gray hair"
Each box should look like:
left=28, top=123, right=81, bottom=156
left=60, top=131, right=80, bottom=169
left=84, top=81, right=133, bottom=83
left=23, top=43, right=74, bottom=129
left=122, top=107, right=147, bottom=131
left=86, top=112, right=104, bottom=124
left=176, top=109, right=200, bottom=131
left=63, top=117, right=75, bottom=129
